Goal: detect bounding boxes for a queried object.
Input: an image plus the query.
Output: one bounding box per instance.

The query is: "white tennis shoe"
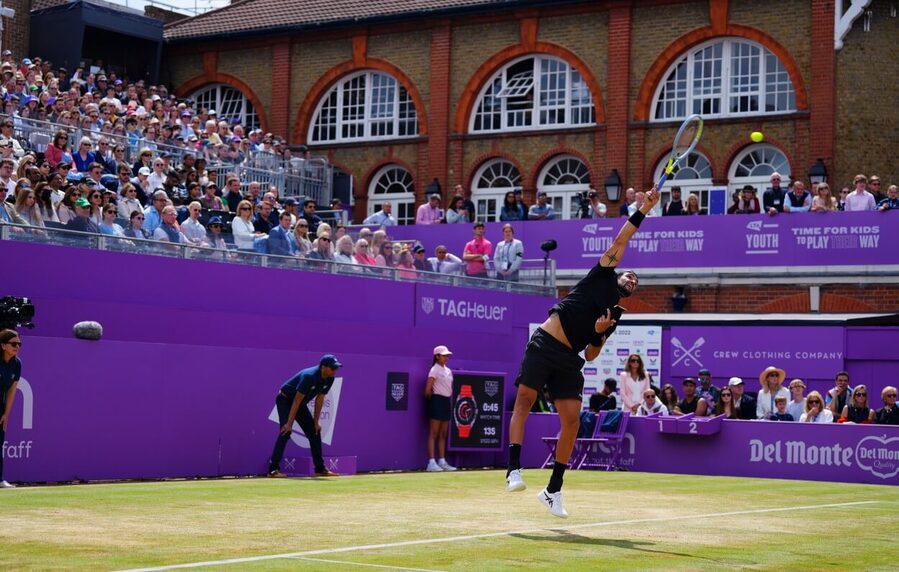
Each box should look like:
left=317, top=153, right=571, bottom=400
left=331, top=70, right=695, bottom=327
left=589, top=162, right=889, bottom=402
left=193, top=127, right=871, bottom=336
left=437, top=460, right=457, bottom=471
left=506, top=469, right=526, bottom=492
left=426, top=459, right=442, bottom=472
left=0, top=480, right=16, bottom=489
left=537, top=488, right=568, bottom=518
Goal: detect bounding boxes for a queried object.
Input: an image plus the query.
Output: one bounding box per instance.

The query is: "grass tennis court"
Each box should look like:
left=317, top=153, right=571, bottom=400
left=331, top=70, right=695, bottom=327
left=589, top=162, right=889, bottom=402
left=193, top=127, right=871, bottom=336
left=2, top=470, right=897, bottom=571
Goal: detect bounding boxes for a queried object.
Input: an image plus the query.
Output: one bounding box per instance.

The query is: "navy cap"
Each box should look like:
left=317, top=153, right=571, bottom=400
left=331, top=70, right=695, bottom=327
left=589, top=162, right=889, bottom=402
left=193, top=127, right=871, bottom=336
left=682, top=377, right=697, bottom=385
left=412, top=244, right=425, bottom=254
left=283, top=197, right=297, bottom=206
left=698, top=368, right=711, bottom=376
left=207, top=216, right=223, bottom=226
left=320, top=354, right=342, bottom=369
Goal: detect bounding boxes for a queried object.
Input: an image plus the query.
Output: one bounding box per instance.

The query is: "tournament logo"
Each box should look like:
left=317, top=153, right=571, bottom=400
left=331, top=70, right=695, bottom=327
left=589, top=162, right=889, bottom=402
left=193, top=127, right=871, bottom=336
left=582, top=223, right=598, bottom=235
left=421, top=297, right=435, bottom=315
left=616, top=348, right=630, bottom=357
left=268, top=378, right=343, bottom=449
left=483, top=380, right=500, bottom=398
left=390, top=382, right=406, bottom=402
left=671, top=336, right=704, bottom=367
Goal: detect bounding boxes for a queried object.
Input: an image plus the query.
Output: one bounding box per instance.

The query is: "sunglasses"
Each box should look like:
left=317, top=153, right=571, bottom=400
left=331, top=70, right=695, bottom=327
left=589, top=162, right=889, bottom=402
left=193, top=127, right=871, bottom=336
left=855, top=393, right=867, bottom=397
left=886, top=394, right=897, bottom=398
left=320, top=237, right=330, bottom=242
left=629, top=358, right=641, bottom=362
left=134, top=216, right=144, bottom=220
left=239, top=207, right=251, bottom=211
left=4, top=341, right=21, bottom=347
left=808, top=400, right=821, bottom=404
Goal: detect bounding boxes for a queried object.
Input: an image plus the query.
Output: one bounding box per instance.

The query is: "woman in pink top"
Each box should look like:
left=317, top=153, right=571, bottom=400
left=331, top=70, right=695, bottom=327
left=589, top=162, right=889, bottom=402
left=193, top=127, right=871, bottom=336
left=424, top=345, right=457, bottom=472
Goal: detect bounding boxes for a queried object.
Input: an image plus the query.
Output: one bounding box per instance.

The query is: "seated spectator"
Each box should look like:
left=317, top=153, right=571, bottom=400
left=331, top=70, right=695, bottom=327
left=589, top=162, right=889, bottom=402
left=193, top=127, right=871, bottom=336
left=375, top=239, right=397, bottom=267
left=445, top=196, right=470, bottom=224
left=199, top=182, right=224, bottom=211
left=675, top=377, right=708, bottom=415
left=306, top=231, right=333, bottom=261
left=55, top=186, right=80, bottom=224
left=312, top=222, right=331, bottom=250
left=281, top=198, right=299, bottom=226
left=65, top=197, right=99, bottom=233
left=712, top=386, right=738, bottom=419
left=416, top=194, right=444, bottom=224
left=783, top=180, right=811, bottom=213
left=73, top=136, right=95, bottom=173
left=124, top=210, right=149, bottom=239
left=363, top=201, right=396, bottom=226
left=117, top=183, right=142, bottom=219
left=333, top=235, right=358, bottom=267
left=34, top=183, right=58, bottom=223
left=838, top=384, right=875, bottom=424
left=825, top=371, right=853, bottom=417
left=261, top=192, right=281, bottom=227
left=684, top=193, right=705, bottom=215
left=14, top=186, right=43, bottom=227
left=353, top=238, right=377, bottom=266
left=589, top=378, right=618, bottom=412
left=799, top=391, right=833, bottom=423
left=84, top=186, right=104, bottom=226
left=142, top=190, right=168, bottom=234
left=499, top=191, right=526, bottom=221
left=45, top=129, right=69, bottom=168
left=494, top=223, right=523, bottom=282
left=0, top=186, right=25, bottom=227
left=267, top=211, right=298, bottom=256
left=292, top=219, right=313, bottom=256
left=232, top=199, right=263, bottom=251
left=205, top=216, right=228, bottom=250
left=636, top=389, right=668, bottom=416
left=696, top=368, right=719, bottom=410
left=874, top=386, right=899, bottom=425
left=810, top=183, right=837, bottom=212
left=877, top=185, right=899, bottom=211
left=768, top=396, right=794, bottom=421
left=153, top=205, right=188, bottom=244
left=98, top=204, right=125, bottom=237
left=756, top=366, right=790, bottom=420
left=411, top=244, right=432, bottom=272
left=301, top=199, right=323, bottom=234
left=844, top=174, right=875, bottom=211
left=254, top=202, right=274, bottom=234
left=222, top=176, right=242, bottom=212
left=786, top=379, right=807, bottom=422
left=428, top=245, right=463, bottom=274
left=528, top=191, right=555, bottom=220
left=180, top=201, right=207, bottom=245
left=396, top=248, right=416, bottom=278
left=728, top=377, right=756, bottom=420
left=659, top=384, right=679, bottom=414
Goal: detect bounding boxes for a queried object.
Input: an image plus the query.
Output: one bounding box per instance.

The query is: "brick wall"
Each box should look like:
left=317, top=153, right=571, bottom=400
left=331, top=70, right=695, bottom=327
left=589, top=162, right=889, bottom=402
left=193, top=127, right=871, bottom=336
left=2, top=0, right=31, bottom=60
left=835, top=0, right=899, bottom=188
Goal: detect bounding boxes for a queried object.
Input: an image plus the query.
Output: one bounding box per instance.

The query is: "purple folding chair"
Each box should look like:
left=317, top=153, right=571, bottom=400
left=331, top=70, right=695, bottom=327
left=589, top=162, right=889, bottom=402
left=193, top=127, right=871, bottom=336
left=577, top=410, right=630, bottom=471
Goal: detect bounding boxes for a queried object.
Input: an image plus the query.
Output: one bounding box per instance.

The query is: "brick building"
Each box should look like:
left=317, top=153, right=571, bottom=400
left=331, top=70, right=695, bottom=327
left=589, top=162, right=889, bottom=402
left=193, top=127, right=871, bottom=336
left=161, top=0, right=897, bottom=313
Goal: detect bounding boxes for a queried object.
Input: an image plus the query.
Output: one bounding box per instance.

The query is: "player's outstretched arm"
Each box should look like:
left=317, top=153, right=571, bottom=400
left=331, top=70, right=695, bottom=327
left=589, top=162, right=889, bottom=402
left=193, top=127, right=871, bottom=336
left=600, top=187, right=660, bottom=268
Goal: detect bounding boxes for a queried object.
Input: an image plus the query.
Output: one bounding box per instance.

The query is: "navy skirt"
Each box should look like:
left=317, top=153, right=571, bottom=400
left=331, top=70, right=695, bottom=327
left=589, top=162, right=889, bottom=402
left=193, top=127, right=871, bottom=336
left=428, top=394, right=451, bottom=421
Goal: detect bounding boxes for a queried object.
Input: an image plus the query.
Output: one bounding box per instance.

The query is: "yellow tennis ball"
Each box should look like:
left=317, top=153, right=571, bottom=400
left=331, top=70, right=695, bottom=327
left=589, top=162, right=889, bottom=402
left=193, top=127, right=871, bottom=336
left=750, top=131, right=764, bottom=143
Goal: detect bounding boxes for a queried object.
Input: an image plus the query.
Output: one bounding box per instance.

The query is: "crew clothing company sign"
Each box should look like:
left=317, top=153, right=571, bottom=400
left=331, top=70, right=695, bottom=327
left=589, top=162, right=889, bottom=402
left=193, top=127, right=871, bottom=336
left=449, top=373, right=504, bottom=451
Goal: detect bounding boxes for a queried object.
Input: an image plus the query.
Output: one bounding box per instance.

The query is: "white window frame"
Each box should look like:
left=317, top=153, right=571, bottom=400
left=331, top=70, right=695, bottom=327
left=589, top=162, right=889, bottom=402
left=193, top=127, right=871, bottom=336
left=190, top=84, right=260, bottom=130
left=368, top=165, right=416, bottom=226
left=653, top=151, right=714, bottom=213
left=310, top=71, right=419, bottom=144
left=472, top=159, right=522, bottom=223
left=470, top=55, right=596, bottom=133
left=537, top=155, right=591, bottom=220
left=651, top=38, right=797, bottom=121
left=727, top=144, right=792, bottom=199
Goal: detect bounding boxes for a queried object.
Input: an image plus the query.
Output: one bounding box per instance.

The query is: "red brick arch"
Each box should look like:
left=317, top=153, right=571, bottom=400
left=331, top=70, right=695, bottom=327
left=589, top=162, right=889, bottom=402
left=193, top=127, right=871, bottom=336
left=721, top=139, right=795, bottom=181
left=174, top=74, right=269, bottom=133
left=454, top=43, right=606, bottom=134
left=531, top=148, right=596, bottom=188
left=293, top=60, right=428, bottom=145
left=634, top=25, right=809, bottom=122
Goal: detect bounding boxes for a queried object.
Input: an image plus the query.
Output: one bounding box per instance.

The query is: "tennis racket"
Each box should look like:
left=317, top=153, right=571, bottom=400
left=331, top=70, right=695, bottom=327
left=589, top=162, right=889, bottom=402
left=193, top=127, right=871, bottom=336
left=656, top=114, right=704, bottom=193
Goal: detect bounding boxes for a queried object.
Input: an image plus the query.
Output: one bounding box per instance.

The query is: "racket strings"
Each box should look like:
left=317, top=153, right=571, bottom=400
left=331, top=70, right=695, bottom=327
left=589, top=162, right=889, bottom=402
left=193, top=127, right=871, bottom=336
left=674, top=126, right=697, bottom=155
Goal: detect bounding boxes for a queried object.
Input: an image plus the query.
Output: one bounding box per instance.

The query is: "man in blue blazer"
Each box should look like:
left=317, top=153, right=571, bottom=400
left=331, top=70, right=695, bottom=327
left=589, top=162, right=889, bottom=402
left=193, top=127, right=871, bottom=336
left=267, top=211, right=297, bottom=256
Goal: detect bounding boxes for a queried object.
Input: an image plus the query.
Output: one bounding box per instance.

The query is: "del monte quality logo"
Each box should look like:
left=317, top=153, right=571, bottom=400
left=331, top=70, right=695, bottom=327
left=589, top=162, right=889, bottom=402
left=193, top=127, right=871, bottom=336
left=855, top=435, right=899, bottom=479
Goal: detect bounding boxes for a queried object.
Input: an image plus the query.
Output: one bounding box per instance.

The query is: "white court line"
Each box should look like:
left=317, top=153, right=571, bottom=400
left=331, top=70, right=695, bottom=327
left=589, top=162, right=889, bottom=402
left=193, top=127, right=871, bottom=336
left=291, top=556, right=444, bottom=572
left=116, top=500, right=879, bottom=572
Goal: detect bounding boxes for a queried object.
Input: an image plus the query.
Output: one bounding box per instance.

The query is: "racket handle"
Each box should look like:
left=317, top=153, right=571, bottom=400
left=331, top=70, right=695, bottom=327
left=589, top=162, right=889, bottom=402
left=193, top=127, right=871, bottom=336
left=656, top=172, right=670, bottom=193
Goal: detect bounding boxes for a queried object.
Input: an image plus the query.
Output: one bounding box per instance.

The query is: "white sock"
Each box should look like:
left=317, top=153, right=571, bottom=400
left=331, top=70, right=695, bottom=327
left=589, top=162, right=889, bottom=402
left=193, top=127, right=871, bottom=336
left=438, top=458, right=447, bottom=464
left=428, top=458, right=436, bottom=464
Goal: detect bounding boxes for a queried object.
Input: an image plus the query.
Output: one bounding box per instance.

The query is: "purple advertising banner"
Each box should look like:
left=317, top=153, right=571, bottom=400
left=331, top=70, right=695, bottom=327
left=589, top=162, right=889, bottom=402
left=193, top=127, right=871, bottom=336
left=668, top=326, right=845, bottom=384
left=389, top=211, right=899, bottom=271
left=415, top=282, right=539, bottom=333
left=517, top=415, right=899, bottom=486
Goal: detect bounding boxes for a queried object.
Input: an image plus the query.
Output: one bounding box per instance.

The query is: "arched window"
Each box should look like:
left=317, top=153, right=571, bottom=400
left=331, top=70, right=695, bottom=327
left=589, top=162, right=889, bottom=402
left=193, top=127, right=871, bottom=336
left=368, top=165, right=416, bottom=225
left=653, top=151, right=713, bottom=213
left=470, top=55, right=595, bottom=133
left=310, top=71, right=419, bottom=143
left=472, top=159, right=522, bottom=222
left=728, top=144, right=791, bottom=198
left=191, top=84, right=259, bottom=130
left=652, top=38, right=796, bottom=121
left=537, top=155, right=591, bottom=220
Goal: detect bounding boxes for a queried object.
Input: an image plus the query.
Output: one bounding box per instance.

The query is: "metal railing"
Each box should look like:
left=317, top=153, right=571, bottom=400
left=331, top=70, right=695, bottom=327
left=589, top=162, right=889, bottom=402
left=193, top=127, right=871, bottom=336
left=0, top=223, right=556, bottom=295
left=2, top=114, right=333, bottom=205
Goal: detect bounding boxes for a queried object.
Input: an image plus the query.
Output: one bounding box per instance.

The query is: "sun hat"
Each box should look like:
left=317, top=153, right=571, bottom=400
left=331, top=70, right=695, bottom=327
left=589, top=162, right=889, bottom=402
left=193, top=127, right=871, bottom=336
left=759, top=366, right=786, bottom=387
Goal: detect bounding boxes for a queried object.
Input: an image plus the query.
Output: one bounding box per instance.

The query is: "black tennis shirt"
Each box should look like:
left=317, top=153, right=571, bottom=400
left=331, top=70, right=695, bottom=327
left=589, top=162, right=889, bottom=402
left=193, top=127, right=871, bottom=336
left=550, top=264, right=620, bottom=352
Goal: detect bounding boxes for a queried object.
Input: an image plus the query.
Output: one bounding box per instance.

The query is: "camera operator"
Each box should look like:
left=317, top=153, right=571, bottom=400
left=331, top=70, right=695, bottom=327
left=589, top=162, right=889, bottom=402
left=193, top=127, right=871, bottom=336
left=580, top=186, right=607, bottom=219
left=0, top=329, right=23, bottom=489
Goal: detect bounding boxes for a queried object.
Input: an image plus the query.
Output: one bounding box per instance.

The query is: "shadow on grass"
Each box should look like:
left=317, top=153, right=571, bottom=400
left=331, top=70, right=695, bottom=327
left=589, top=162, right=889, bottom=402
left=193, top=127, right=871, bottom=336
left=510, top=529, right=728, bottom=564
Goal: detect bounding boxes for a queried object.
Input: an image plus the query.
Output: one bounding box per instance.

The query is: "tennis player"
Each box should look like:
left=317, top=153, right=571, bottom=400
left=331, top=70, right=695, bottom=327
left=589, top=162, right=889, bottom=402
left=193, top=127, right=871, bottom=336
left=505, top=188, right=660, bottom=517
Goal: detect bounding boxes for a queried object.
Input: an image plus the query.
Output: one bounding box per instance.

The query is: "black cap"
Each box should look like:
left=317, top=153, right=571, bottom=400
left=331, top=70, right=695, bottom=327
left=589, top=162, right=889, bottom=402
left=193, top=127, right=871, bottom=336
left=682, top=377, right=697, bottom=385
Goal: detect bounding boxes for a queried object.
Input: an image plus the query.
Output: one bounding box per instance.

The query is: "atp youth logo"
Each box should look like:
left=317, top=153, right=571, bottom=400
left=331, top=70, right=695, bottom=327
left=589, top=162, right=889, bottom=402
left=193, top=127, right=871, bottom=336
left=267, top=378, right=343, bottom=449
left=421, top=297, right=435, bottom=314
left=745, top=220, right=779, bottom=254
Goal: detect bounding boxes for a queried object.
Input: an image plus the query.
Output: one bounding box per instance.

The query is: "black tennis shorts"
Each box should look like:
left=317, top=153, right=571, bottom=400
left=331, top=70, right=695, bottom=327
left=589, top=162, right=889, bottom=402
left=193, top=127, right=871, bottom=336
left=515, top=327, right=586, bottom=400
left=428, top=394, right=451, bottom=421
